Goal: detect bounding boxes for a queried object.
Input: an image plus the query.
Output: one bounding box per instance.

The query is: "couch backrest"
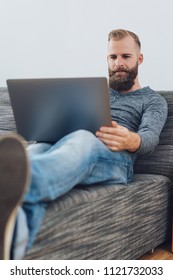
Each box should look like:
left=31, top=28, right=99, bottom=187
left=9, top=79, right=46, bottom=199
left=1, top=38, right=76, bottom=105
left=1, top=87, right=173, bottom=181
left=0, top=88, right=16, bottom=133
left=134, top=91, right=173, bottom=181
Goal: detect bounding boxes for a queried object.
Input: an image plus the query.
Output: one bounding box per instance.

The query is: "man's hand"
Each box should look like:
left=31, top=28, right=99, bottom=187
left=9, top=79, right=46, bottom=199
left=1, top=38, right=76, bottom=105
left=95, top=121, right=141, bottom=152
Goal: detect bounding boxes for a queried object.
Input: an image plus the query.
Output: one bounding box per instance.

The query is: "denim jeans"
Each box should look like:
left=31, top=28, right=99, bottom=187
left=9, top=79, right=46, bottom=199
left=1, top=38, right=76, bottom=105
left=19, top=130, right=136, bottom=251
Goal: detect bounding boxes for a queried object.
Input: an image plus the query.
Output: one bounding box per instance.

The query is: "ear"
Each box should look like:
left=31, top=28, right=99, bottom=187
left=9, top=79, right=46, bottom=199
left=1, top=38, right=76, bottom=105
left=138, top=53, right=144, bottom=65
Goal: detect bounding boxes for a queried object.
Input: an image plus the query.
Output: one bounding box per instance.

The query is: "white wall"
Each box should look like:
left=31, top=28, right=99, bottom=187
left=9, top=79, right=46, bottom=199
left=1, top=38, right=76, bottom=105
left=0, top=0, right=173, bottom=90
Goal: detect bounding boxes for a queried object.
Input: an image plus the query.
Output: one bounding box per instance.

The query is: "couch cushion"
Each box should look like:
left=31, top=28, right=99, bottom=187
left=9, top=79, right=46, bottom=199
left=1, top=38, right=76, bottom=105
left=0, top=88, right=16, bottom=134
left=134, top=144, right=173, bottom=181
left=159, top=91, right=173, bottom=145
left=25, top=174, right=173, bottom=260
left=134, top=91, right=173, bottom=180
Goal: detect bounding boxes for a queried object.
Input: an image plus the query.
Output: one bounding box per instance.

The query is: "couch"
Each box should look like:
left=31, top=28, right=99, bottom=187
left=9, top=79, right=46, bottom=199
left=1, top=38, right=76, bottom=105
left=0, top=87, right=173, bottom=260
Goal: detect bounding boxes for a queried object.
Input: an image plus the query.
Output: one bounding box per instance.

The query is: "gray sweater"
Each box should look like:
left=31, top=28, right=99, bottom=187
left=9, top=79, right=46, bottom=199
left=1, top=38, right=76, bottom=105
left=109, top=87, right=168, bottom=155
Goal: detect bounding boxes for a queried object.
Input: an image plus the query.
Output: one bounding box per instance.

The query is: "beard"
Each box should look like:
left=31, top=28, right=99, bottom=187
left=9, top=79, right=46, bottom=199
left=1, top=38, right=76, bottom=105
left=108, top=62, right=138, bottom=92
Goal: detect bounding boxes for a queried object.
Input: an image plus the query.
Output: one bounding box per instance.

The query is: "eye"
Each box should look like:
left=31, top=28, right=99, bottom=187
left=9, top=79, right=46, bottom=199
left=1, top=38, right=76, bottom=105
left=122, top=54, right=131, bottom=59
left=109, top=55, right=117, bottom=60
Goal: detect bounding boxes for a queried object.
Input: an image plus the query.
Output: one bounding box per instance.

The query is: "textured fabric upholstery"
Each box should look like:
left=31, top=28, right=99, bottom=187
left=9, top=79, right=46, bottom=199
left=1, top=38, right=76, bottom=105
left=25, top=174, right=173, bottom=260
left=134, top=92, right=173, bottom=181
left=0, top=88, right=16, bottom=133
left=0, top=87, right=173, bottom=259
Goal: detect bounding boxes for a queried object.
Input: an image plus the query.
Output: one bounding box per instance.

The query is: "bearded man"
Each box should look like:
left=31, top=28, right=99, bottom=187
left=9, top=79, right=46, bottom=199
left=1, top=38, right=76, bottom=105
left=0, top=29, right=168, bottom=259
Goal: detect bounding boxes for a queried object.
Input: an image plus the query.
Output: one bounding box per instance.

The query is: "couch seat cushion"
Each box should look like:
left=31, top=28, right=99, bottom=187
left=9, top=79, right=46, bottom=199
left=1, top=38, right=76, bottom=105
left=25, top=174, right=173, bottom=260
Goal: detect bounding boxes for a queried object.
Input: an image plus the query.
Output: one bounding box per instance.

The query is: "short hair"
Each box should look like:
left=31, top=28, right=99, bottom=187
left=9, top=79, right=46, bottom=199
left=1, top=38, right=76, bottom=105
left=108, top=29, right=141, bottom=50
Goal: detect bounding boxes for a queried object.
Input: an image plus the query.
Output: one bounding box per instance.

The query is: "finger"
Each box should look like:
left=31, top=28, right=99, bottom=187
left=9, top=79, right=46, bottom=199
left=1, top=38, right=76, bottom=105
left=99, top=126, right=117, bottom=134
left=107, top=145, right=120, bottom=151
left=96, top=131, right=122, bottom=140
left=97, top=121, right=118, bottom=134
left=98, top=127, right=125, bottom=137
left=111, top=121, right=118, bottom=127
left=98, top=136, right=120, bottom=148
left=96, top=132, right=125, bottom=147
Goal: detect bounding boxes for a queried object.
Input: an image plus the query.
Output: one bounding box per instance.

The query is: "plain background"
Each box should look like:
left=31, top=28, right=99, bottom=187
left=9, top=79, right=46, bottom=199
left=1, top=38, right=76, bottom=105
left=0, top=0, right=172, bottom=90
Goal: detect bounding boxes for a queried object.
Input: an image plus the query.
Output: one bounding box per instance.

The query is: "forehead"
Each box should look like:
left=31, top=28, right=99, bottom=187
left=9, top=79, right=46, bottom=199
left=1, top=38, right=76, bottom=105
left=107, top=36, right=138, bottom=55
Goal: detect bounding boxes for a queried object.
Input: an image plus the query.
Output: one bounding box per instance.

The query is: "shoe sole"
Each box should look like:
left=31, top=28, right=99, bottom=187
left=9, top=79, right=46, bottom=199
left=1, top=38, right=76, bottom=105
left=0, top=134, right=29, bottom=260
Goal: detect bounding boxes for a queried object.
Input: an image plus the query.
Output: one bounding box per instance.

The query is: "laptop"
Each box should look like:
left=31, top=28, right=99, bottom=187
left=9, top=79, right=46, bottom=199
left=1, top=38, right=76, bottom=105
left=7, top=77, right=112, bottom=143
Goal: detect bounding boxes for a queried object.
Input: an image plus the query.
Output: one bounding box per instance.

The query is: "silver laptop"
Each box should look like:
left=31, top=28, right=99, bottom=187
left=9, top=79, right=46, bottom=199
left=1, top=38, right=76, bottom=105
left=7, top=77, right=111, bottom=143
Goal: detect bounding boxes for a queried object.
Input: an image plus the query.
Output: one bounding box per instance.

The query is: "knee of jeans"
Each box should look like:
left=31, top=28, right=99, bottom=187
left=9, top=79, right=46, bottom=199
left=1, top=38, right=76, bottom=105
left=74, top=129, right=98, bottom=143
left=72, top=130, right=101, bottom=152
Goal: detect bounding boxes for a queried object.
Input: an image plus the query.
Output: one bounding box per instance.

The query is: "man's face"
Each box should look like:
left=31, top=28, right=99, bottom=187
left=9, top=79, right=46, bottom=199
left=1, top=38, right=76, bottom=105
left=107, top=36, right=143, bottom=92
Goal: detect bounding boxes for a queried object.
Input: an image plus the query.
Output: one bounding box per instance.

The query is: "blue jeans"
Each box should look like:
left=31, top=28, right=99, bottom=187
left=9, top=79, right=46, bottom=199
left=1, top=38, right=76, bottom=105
left=20, top=130, right=136, bottom=249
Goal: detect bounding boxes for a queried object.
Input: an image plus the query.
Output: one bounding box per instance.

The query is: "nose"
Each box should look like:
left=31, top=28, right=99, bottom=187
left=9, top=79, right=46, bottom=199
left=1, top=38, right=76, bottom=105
left=115, top=57, right=124, bottom=67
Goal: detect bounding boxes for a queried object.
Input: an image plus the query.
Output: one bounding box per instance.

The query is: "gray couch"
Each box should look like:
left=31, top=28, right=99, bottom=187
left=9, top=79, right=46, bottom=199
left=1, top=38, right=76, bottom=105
left=0, top=87, right=173, bottom=260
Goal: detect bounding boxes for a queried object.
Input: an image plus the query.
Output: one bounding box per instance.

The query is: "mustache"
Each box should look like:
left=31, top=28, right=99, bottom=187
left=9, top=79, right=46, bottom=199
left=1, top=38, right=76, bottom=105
left=109, top=67, right=129, bottom=76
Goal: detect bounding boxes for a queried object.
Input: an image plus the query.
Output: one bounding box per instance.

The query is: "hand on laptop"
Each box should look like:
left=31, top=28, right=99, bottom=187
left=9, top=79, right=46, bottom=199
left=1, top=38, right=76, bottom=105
left=95, top=121, right=141, bottom=152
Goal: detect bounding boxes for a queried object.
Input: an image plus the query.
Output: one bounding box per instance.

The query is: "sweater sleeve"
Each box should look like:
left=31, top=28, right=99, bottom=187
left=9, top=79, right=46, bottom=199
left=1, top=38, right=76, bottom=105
left=136, top=94, right=168, bottom=155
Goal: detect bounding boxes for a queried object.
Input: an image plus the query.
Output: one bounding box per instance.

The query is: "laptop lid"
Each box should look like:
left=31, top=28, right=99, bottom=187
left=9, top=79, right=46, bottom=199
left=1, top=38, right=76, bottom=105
left=7, top=77, right=112, bottom=143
